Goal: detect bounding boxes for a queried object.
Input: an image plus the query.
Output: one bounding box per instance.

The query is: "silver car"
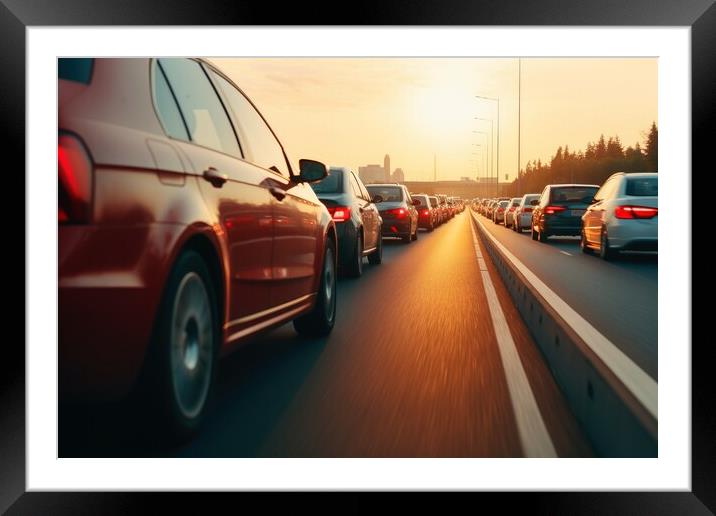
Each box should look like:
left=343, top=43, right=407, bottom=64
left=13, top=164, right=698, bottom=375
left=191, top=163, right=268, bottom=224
left=513, top=193, right=541, bottom=232
left=580, top=172, right=658, bottom=259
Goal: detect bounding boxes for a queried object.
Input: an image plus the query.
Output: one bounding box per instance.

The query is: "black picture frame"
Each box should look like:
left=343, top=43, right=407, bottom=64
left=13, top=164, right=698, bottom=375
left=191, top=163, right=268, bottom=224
left=6, top=0, right=710, bottom=513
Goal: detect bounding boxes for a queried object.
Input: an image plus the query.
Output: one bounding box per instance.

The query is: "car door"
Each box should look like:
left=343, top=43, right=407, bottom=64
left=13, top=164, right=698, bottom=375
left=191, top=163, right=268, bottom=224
left=349, top=171, right=376, bottom=251
left=356, top=175, right=380, bottom=250
left=156, top=58, right=275, bottom=338
left=404, top=187, right=418, bottom=232
left=206, top=67, right=320, bottom=308
left=585, top=177, right=616, bottom=245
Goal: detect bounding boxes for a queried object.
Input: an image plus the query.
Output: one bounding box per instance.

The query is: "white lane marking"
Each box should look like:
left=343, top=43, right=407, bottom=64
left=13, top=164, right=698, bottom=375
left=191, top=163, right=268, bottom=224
left=560, top=250, right=573, bottom=256
left=471, top=211, right=657, bottom=420
left=469, top=218, right=557, bottom=457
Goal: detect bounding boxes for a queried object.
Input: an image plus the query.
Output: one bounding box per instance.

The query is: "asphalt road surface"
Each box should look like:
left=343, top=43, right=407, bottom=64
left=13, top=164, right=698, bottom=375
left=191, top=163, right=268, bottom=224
left=60, top=212, right=596, bottom=458
left=476, top=214, right=657, bottom=379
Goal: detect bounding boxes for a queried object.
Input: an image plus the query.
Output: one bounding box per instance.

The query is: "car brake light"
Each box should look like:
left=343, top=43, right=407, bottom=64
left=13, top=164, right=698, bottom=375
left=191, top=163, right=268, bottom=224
left=497, top=207, right=504, bottom=213
left=386, top=208, right=407, bottom=219
left=58, top=133, right=93, bottom=224
left=615, top=205, right=658, bottom=219
left=327, top=206, right=351, bottom=222
left=420, top=208, right=429, bottom=216
left=544, top=206, right=566, bottom=215
left=523, top=207, right=533, bottom=213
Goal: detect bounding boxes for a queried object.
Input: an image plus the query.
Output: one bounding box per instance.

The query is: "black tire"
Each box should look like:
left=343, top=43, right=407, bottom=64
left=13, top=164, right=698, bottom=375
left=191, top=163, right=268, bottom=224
left=141, top=249, right=219, bottom=442
left=538, top=227, right=549, bottom=243
left=294, top=237, right=337, bottom=337
left=580, top=229, right=592, bottom=254
left=427, top=222, right=434, bottom=232
left=345, top=232, right=363, bottom=278
left=368, top=234, right=382, bottom=265
left=599, top=228, right=616, bottom=261
left=531, top=225, right=538, bottom=240
left=402, top=232, right=412, bottom=244
left=412, top=225, right=419, bottom=241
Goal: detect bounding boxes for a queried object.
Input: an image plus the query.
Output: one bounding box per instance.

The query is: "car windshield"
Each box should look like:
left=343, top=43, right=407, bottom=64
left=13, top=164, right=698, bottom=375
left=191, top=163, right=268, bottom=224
left=550, top=186, right=598, bottom=204
left=413, top=196, right=426, bottom=206
left=366, top=185, right=402, bottom=202
left=310, top=168, right=343, bottom=194
left=626, top=177, right=658, bottom=196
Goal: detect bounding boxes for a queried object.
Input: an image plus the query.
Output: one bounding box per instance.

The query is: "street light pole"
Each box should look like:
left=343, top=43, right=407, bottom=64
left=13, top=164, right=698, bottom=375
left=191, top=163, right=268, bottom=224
left=474, top=118, right=494, bottom=190
left=473, top=133, right=488, bottom=182
left=476, top=95, right=499, bottom=198
left=517, top=58, right=522, bottom=197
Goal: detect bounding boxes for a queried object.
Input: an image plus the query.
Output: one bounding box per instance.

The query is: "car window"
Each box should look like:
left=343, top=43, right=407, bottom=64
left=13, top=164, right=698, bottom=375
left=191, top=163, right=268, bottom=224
left=366, top=186, right=403, bottom=202
left=348, top=172, right=362, bottom=198
left=158, top=59, right=240, bottom=157
left=413, top=196, right=425, bottom=207
left=595, top=178, right=617, bottom=200
left=209, top=70, right=289, bottom=176
left=152, top=61, right=190, bottom=141
left=58, top=58, right=94, bottom=84
left=550, top=186, right=599, bottom=204
left=357, top=178, right=372, bottom=201
left=310, top=168, right=343, bottom=194
left=429, top=197, right=438, bottom=208
left=626, top=176, right=658, bottom=196
left=403, top=187, right=413, bottom=204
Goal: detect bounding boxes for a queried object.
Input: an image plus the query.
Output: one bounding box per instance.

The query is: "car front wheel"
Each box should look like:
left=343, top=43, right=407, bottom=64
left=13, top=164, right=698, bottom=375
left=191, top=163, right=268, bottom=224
left=294, top=237, right=337, bottom=337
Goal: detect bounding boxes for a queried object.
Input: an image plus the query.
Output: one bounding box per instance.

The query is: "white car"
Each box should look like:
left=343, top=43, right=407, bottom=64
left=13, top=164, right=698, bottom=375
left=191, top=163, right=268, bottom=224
left=504, top=197, right=522, bottom=229
left=513, top=193, right=541, bottom=232
left=580, top=172, right=658, bottom=259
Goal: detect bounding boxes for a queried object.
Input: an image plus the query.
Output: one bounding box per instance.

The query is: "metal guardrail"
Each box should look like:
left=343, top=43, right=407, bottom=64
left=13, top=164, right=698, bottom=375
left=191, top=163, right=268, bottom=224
left=470, top=208, right=657, bottom=457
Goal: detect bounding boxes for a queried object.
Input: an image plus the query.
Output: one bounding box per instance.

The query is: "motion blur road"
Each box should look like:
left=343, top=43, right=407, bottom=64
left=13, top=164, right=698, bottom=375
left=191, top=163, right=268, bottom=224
left=61, top=212, right=599, bottom=457
left=478, top=217, right=657, bottom=379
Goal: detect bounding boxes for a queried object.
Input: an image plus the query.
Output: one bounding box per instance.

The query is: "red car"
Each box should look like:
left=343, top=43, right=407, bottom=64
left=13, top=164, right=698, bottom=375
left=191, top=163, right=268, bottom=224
left=59, top=58, right=337, bottom=438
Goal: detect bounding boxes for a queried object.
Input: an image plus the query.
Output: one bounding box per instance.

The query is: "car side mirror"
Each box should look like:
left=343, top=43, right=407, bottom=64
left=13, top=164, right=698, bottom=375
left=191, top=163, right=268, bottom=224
left=298, top=159, right=327, bottom=183
left=372, top=195, right=383, bottom=204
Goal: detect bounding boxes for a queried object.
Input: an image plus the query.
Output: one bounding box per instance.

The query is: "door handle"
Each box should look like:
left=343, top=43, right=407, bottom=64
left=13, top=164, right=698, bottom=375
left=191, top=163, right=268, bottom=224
left=269, top=186, right=286, bottom=201
left=202, top=167, right=228, bottom=188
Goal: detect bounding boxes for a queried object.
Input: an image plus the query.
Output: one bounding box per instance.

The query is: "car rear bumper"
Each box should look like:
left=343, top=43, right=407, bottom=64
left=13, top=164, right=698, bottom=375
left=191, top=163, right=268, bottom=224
left=381, top=219, right=411, bottom=237
left=608, top=218, right=658, bottom=250
left=59, top=223, right=184, bottom=401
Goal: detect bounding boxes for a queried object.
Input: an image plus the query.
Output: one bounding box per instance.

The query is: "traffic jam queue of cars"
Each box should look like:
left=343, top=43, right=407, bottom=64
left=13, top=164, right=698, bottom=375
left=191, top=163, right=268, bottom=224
left=58, top=58, right=465, bottom=440
left=471, top=171, right=658, bottom=261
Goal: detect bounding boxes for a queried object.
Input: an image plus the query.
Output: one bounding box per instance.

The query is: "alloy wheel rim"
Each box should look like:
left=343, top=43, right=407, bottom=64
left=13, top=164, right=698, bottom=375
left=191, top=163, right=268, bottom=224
left=324, top=247, right=336, bottom=322
left=170, top=272, right=213, bottom=420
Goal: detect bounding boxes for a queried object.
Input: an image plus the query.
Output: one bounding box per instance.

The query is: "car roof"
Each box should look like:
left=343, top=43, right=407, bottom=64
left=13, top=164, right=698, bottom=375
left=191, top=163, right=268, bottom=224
left=547, top=183, right=600, bottom=187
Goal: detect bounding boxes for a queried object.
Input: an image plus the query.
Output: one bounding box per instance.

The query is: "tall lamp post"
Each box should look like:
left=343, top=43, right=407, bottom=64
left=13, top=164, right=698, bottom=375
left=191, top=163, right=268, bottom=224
left=473, top=133, right=488, bottom=182
left=474, top=118, right=494, bottom=193
left=476, top=95, right=499, bottom=197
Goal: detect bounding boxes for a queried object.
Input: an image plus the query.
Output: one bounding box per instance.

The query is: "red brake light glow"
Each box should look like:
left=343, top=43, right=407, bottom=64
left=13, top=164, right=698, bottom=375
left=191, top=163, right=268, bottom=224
left=58, top=133, right=93, bottom=223
left=327, top=206, right=351, bottom=222
left=615, top=205, right=658, bottom=219
left=420, top=208, right=429, bottom=216
left=386, top=208, right=407, bottom=219
left=544, top=206, right=566, bottom=215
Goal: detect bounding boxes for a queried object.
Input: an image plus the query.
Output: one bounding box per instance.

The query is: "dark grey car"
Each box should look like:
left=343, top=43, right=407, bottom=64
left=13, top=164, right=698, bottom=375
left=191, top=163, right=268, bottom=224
left=311, top=167, right=383, bottom=277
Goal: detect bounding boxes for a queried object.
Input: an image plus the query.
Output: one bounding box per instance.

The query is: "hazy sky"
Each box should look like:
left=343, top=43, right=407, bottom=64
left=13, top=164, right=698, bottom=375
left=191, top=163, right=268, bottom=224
left=211, top=58, right=657, bottom=183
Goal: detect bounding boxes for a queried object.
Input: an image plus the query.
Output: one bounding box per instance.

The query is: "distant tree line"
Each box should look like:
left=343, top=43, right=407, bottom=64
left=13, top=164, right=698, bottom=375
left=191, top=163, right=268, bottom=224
left=503, top=122, right=658, bottom=197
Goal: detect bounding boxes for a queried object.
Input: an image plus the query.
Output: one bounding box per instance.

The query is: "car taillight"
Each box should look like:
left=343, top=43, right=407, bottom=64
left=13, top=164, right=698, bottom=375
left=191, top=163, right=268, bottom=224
left=420, top=208, right=429, bottom=216
left=523, top=207, right=533, bottom=213
left=615, top=205, right=658, bottom=219
left=497, top=207, right=504, bottom=213
left=327, top=206, right=351, bottom=222
left=58, top=133, right=93, bottom=224
left=508, top=207, right=516, bottom=212
left=544, top=206, right=566, bottom=215
left=386, top=208, right=407, bottom=219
